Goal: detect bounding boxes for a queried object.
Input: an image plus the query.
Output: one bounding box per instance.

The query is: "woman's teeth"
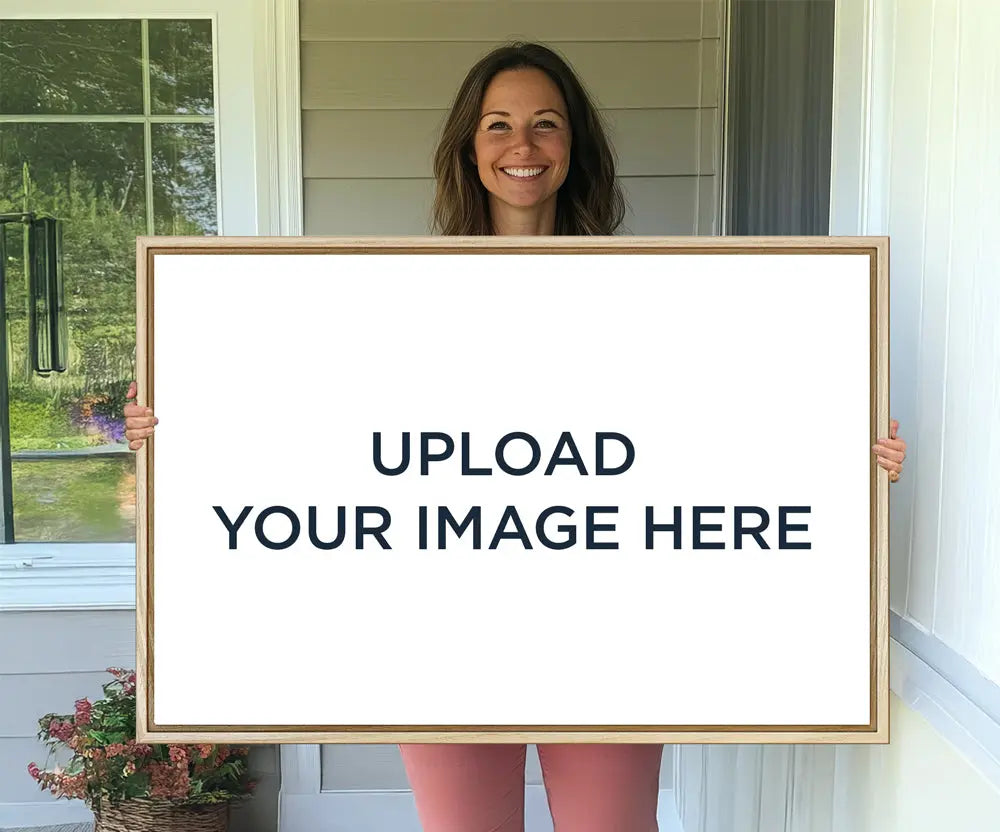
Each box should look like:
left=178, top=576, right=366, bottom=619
left=502, top=167, right=545, bottom=178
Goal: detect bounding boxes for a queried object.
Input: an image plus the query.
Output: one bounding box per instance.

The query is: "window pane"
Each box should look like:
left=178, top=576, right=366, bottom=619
left=152, top=123, right=217, bottom=234
left=0, top=20, right=142, bottom=115
left=11, top=456, right=136, bottom=542
left=149, top=19, right=215, bottom=115
left=1, top=123, right=146, bottom=542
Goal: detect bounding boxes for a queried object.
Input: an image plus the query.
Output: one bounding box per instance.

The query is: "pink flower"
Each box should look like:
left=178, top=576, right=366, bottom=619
left=27, top=763, right=40, bottom=780
left=47, top=719, right=75, bottom=742
left=150, top=761, right=190, bottom=798
left=74, top=698, right=92, bottom=726
left=123, top=761, right=137, bottom=776
left=168, top=746, right=188, bottom=766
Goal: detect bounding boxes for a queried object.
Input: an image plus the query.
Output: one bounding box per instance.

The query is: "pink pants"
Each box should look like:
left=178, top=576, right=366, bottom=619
left=398, top=743, right=664, bottom=832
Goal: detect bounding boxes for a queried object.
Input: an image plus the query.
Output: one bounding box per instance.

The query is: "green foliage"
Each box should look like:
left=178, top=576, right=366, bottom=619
left=28, top=669, right=257, bottom=812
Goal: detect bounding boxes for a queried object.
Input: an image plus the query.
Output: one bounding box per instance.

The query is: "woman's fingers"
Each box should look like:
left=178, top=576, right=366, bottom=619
left=872, top=432, right=906, bottom=481
left=872, top=442, right=905, bottom=463
left=124, top=381, right=156, bottom=451
left=874, top=455, right=903, bottom=474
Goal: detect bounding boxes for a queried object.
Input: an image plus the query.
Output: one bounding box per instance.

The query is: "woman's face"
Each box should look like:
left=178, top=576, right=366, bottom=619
left=472, top=68, right=572, bottom=212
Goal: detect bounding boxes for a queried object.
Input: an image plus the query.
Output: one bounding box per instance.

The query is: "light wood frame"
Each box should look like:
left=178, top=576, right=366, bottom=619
left=135, top=234, right=889, bottom=744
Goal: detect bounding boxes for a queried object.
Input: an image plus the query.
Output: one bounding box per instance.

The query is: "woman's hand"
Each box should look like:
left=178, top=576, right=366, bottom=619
left=124, top=381, right=158, bottom=451
left=873, top=419, right=906, bottom=482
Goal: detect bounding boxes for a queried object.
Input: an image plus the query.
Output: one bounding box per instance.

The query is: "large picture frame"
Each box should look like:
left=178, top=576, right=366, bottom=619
left=135, top=235, right=889, bottom=744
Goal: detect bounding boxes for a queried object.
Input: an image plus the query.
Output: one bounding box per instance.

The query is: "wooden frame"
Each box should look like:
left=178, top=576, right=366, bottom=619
left=136, top=235, right=889, bottom=744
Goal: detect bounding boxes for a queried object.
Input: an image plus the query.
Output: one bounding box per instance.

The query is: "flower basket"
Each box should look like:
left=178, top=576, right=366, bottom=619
left=94, top=798, right=229, bottom=832
left=28, top=668, right=255, bottom=827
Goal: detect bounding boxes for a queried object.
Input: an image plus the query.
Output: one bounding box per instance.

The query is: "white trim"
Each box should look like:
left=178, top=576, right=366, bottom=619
left=717, top=0, right=734, bottom=235
left=0, top=544, right=134, bottom=611
left=271, top=0, right=304, bottom=235
left=279, top=745, right=323, bottom=795
left=829, top=0, right=876, bottom=235
left=890, top=638, right=1000, bottom=791
left=250, top=0, right=304, bottom=236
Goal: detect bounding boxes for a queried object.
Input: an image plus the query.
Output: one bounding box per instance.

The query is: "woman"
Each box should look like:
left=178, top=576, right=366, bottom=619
left=125, top=42, right=907, bottom=832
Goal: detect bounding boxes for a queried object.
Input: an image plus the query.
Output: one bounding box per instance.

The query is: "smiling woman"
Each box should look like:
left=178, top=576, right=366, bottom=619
left=431, top=42, right=625, bottom=236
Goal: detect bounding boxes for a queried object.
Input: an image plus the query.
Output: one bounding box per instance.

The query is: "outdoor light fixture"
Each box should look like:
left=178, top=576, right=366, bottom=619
left=0, top=211, right=68, bottom=376
left=28, top=216, right=68, bottom=375
left=0, top=211, right=68, bottom=542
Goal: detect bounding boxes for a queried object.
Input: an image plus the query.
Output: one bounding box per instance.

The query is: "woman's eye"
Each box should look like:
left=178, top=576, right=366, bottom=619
left=486, top=121, right=510, bottom=130
left=536, top=120, right=557, bottom=129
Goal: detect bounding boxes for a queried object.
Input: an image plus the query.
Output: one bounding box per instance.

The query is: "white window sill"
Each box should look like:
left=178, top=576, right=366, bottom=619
left=0, top=543, right=135, bottom=611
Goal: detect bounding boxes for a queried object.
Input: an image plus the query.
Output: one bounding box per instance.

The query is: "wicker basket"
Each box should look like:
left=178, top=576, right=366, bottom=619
left=93, top=798, right=229, bottom=832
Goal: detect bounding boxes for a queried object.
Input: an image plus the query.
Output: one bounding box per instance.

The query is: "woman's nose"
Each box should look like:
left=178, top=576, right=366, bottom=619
left=508, top=125, right=536, bottom=153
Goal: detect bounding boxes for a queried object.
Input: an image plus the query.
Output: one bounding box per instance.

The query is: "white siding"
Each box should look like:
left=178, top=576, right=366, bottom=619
left=861, top=0, right=1000, bottom=682
left=300, top=0, right=725, bottom=236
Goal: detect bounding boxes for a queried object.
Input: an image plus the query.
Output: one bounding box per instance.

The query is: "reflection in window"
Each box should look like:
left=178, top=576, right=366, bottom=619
left=149, top=20, right=215, bottom=115
left=0, top=19, right=217, bottom=543
left=0, top=20, right=143, bottom=115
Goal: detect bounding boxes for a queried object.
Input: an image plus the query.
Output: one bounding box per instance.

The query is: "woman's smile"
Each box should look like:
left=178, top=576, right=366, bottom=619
left=500, top=165, right=549, bottom=180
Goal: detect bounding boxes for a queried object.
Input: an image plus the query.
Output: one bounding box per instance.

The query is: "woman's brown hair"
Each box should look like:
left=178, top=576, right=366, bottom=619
left=432, top=42, right=626, bottom=236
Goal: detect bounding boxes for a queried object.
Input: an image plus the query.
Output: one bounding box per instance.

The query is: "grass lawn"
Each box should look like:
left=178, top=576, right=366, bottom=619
left=11, top=455, right=136, bottom=542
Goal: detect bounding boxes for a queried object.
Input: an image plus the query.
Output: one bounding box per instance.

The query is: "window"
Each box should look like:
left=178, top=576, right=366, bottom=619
left=0, top=18, right=218, bottom=543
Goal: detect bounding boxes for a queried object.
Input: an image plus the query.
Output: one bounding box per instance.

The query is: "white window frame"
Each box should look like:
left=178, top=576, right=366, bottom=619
left=0, top=0, right=302, bottom=610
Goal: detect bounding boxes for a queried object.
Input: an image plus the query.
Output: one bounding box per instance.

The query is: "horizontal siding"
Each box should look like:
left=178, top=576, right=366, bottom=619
left=0, top=611, right=134, bottom=674
left=0, top=612, right=135, bottom=805
left=305, top=178, right=434, bottom=234
left=301, top=0, right=707, bottom=41
left=301, top=41, right=717, bottom=109
left=0, top=738, right=74, bottom=803
left=303, top=108, right=718, bottom=178
left=0, top=672, right=112, bottom=738
left=702, top=0, right=722, bottom=38
left=304, top=175, right=704, bottom=235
